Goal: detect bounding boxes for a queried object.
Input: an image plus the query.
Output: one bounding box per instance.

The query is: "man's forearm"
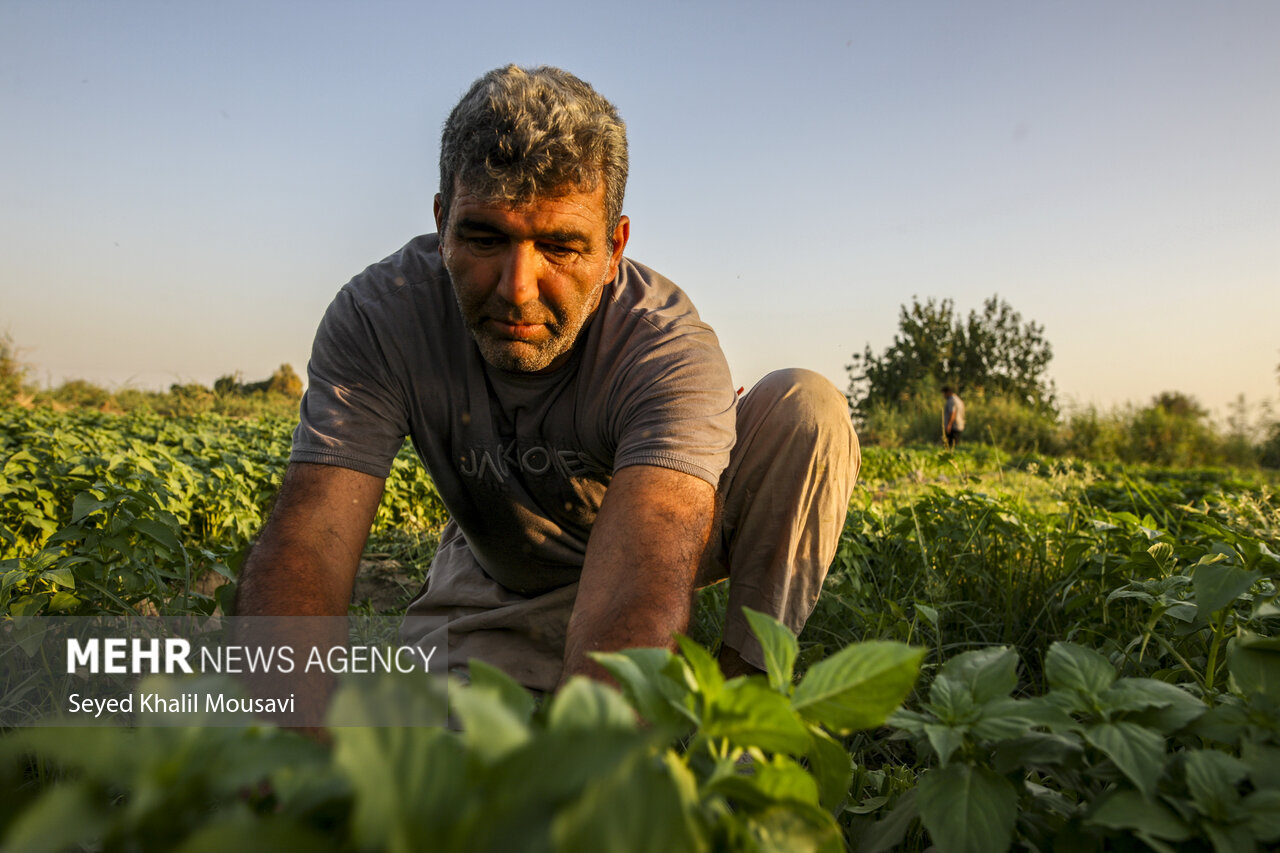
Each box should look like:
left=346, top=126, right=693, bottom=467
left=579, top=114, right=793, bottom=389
left=561, top=465, right=713, bottom=685
left=561, top=570, right=696, bottom=683
left=230, top=463, right=385, bottom=729
left=233, top=462, right=383, bottom=617
left=235, top=534, right=356, bottom=617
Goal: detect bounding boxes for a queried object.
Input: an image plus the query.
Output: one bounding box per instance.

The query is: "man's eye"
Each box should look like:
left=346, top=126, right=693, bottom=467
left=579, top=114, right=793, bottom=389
left=466, top=236, right=502, bottom=249
left=540, top=244, right=578, bottom=260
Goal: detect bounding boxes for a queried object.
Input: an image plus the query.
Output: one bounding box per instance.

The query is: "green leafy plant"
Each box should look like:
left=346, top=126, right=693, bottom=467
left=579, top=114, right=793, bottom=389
left=1, top=611, right=923, bottom=853
left=883, top=641, right=1280, bottom=852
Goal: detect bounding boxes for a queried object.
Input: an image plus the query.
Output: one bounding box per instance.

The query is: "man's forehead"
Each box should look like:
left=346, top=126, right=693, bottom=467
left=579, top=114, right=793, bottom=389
left=451, top=175, right=604, bottom=209
left=448, top=180, right=611, bottom=234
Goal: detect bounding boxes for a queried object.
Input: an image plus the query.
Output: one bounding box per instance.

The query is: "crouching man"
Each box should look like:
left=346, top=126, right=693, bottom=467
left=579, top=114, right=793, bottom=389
left=235, top=65, right=860, bottom=692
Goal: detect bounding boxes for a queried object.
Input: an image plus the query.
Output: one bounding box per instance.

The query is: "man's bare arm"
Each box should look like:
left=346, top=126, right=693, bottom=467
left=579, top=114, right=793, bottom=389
left=235, top=462, right=386, bottom=617
left=561, top=465, right=715, bottom=685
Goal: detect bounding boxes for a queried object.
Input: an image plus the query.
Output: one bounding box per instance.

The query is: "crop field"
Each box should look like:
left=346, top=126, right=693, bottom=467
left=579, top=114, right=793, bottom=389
left=2, top=407, right=1279, bottom=852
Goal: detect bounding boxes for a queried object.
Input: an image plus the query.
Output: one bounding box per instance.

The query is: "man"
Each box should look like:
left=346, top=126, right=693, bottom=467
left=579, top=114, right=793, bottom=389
left=942, top=386, right=965, bottom=448
left=235, top=65, right=859, bottom=692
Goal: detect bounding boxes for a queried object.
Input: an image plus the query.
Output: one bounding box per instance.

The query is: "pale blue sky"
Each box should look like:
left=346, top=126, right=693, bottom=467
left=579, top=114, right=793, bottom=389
left=3, top=0, right=1278, bottom=419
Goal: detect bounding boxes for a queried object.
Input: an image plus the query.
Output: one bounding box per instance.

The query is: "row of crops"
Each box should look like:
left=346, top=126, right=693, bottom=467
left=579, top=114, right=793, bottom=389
left=2, top=407, right=1279, bottom=852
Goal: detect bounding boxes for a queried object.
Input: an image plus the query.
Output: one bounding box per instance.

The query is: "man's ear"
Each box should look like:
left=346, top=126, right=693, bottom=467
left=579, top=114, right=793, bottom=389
left=433, top=194, right=446, bottom=238
left=607, top=215, right=630, bottom=281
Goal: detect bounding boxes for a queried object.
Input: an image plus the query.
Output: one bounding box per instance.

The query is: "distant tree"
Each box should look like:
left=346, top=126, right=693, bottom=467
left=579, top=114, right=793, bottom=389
left=265, top=364, right=303, bottom=398
left=1151, top=390, right=1207, bottom=420
left=847, top=295, right=1055, bottom=416
left=0, top=332, right=31, bottom=404
left=49, top=379, right=112, bottom=410
left=213, top=372, right=244, bottom=396
left=218, top=364, right=303, bottom=398
left=1128, top=391, right=1218, bottom=466
left=1264, top=358, right=1280, bottom=468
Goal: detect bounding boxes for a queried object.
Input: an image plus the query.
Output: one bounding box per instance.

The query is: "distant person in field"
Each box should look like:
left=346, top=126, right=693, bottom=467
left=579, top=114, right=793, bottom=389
left=235, top=65, right=860, bottom=691
left=942, top=386, right=965, bottom=448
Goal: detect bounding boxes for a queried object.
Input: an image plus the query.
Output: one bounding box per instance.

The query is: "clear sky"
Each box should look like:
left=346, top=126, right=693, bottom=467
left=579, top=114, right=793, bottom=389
left=3, top=0, right=1278, bottom=420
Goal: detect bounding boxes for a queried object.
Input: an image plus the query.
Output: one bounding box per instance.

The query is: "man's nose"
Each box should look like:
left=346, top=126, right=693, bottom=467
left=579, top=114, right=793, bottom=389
left=495, top=243, right=540, bottom=306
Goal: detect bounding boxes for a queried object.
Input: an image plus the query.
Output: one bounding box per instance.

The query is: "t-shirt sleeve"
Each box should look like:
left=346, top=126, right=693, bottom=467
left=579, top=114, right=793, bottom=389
left=290, top=286, right=409, bottom=478
left=610, top=324, right=737, bottom=488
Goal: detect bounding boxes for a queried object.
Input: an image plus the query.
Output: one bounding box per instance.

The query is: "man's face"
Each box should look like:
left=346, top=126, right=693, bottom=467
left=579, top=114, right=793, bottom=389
left=435, top=181, right=630, bottom=373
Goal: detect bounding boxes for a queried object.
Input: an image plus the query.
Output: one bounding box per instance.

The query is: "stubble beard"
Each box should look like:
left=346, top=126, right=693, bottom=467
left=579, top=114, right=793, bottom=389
left=453, top=276, right=606, bottom=374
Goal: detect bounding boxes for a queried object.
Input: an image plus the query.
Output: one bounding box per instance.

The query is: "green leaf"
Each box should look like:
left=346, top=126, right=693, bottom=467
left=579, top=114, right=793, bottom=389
left=741, top=802, right=844, bottom=853
left=992, top=732, right=1083, bottom=774
left=590, top=648, right=696, bottom=730
left=1083, top=721, right=1165, bottom=800
left=1243, top=790, right=1280, bottom=842
left=1, top=782, right=110, bottom=853
left=752, top=754, right=822, bottom=806
left=1086, top=789, right=1190, bottom=841
left=481, top=729, right=653, bottom=845
left=792, top=641, right=924, bottom=734
left=924, top=723, right=967, bottom=766
left=805, top=724, right=853, bottom=811
left=1106, top=588, right=1156, bottom=606
left=704, top=678, right=812, bottom=754
left=1147, top=542, right=1175, bottom=571
left=937, top=646, right=1018, bottom=704
left=1227, top=635, right=1280, bottom=699
left=858, top=788, right=920, bottom=853
left=8, top=593, right=48, bottom=627
left=1183, top=749, right=1248, bottom=817
left=887, top=708, right=932, bottom=735
left=70, top=491, right=108, bottom=523
left=743, top=606, right=798, bottom=693
left=548, top=677, right=636, bottom=732
left=1203, top=822, right=1256, bottom=853
left=132, top=517, right=186, bottom=555
left=551, top=750, right=704, bottom=853
left=41, top=567, right=76, bottom=589
left=450, top=679, right=531, bottom=763
left=1242, top=743, right=1280, bottom=790
left=970, top=697, right=1050, bottom=741
left=332, top=723, right=469, bottom=852
left=1193, top=561, right=1260, bottom=616
left=46, top=590, right=80, bottom=612
left=468, top=658, right=537, bottom=723
left=1103, top=679, right=1205, bottom=733
left=1, top=567, right=25, bottom=594
left=917, top=764, right=1018, bottom=853
left=1101, top=677, right=1196, bottom=712
left=915, top=602, right=939, bottom=628
left=1045, top=641, right=1115, bottom=697
left=928, top=674, right=978, bottom=724
left=676, top=634, right=725, bottom=703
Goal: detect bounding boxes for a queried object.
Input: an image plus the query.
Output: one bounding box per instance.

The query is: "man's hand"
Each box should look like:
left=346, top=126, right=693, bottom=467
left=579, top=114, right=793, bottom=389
left=561, top=465, right=715, bottom=686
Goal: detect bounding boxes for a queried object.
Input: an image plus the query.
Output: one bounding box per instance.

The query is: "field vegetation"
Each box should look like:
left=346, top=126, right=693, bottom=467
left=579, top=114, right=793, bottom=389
left=2, top=313, right=1279, bottom=850
left=1, top=333, right=304, bottom=419
left=2, top=402, right=1278, bottom=851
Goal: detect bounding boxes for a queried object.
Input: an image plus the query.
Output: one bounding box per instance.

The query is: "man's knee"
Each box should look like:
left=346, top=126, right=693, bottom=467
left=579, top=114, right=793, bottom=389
left=745, top=368, right=858, bottom=458
left=752, top=367, right=846, bottom=412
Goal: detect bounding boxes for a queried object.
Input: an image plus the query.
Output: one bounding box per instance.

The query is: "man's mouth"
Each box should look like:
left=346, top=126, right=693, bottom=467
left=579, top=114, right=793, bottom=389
left=488, top=318, right=546, bottom=340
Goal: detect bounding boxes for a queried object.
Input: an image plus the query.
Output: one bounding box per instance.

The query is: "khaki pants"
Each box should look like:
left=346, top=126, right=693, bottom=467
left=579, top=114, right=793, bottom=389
left=400, top=368, right=860, bottom=691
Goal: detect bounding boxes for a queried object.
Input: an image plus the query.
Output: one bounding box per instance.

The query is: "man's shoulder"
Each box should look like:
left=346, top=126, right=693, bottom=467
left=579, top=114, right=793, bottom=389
left=339, top=234, right=447, bottom=307
left=608, top=257, right=712, bottom=335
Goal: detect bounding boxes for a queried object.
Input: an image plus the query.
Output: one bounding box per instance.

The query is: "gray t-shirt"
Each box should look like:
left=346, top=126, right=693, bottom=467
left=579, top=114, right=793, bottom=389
left=944, top=394, right=966, bottom=431
left=291, top=234, right=737, bottom=596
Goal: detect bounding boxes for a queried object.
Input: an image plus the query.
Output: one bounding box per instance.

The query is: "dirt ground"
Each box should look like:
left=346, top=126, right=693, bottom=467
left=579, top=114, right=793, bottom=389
left=352, top=558, right=425, bottom=613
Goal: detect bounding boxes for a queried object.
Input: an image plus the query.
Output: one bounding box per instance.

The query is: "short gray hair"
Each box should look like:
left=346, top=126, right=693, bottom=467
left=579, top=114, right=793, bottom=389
left=438, top=65, right=629, bottom=232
